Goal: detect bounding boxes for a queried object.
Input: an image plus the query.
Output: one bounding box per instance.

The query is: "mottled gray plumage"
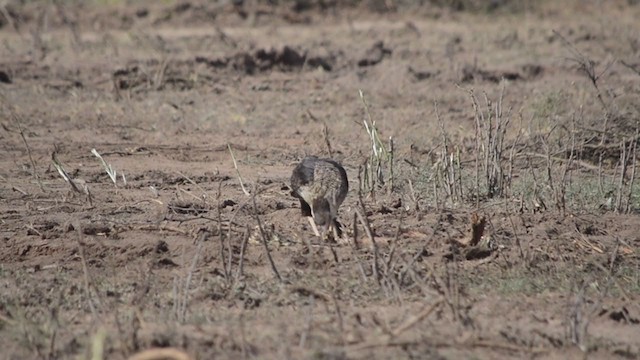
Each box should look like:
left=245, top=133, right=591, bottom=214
left=290, top=156, right=348, bottom=238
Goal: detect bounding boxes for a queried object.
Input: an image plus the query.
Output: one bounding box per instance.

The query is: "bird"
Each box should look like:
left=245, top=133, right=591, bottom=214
left=290, top=156, right=348, bottom=240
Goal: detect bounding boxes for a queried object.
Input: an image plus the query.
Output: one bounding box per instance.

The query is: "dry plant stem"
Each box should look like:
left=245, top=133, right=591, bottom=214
left=407, top=179, right=419, bottom=211
left=298, top=296, right=315, bottom=349
left=0, top=4, right=17, bottom=31
left=557, top=118, right=576, bottom=216
left=552, top=29, right=613, bottom=144
left=306, top=109, right=320, bottom=122
left=444, top=263, right=461, bottom=323
left=178, top=171, right=213, bottom=202
left=11, top=186, right=28, bottom=196
left=347, top=299, right=443, bottom=352
left=491, top=89, right=501, bottom=193
left=331, top=292, right=346, bottom=346
left=322, top=122, right=333, bottom=158
left=624, top=127, right=638, bottom=213
left=471, top=94, right=481, bottom=204
left=384, top=214, right=403, bottom=274
left=614, top=142, right=624, bottom=212
left=398, top=240, right=431, bottom=285
left=467, top=89, right=482, bottom=200
left=573, top=249, right=617, bottom=352
left=621, top=60, right=640, bottom=77
left=463, top=84, right=511, bottom=199
left=127, top=348, right=191, bottom=360
left=153, top=57, right=169, bottom=90
left=226, top=195, right=257, bottom=236
left=347, top=338, right=546, bottom=354
left=226, top=224, right=234, bottom=284
left=490, top=86, right=509, bottom=197
left=507, top=115, right=524, bottom=197
left=587, top=251, right=636, bottom=309
left=52, top=152, right=81, bottom=193
left=92, top=148, right=118, bottom=187
left=433, top=181, right=439, bottom=211
left=228, top=144, right=250, bottom=196
left=435, top=101, right=454, bottom=201
left=2, top=97, right=45, bottom=192
left=30, top=8, right=47, bottom=61
left=178, top=239, right=203, bottom=323
left=47, top=312, right=63, bottom=355
left=541, top=135, right=555, bottom=196
left=355, top=202, right=381, bottom=284
left=0, top=312, right=17, bottom=326
left=54, top=1, right=82, bottom=48
left=359, top=89, right=390, bottom=196
left=215, top=181, right=230, bottom=282
left=391, top=299, right=443, bottom=338
left=89, top=327, right=107, bottom=360
left=581, top=133, right=640, bottom=151
left=326, top=238, right=339, bottom=264
left=214, top=26, right=237, bottom=48
left=456, top=147, right=463, bottom=200
left=235, top=226, right=250, bottom=285
left=171, top=277, right=179, bottom=321
left=508, top=215, right=525, bottom=261
left=349, top=212, right=368, bottom=283
left=48, top=326, right=58, bottom=360
left=520, top=152, right=599, bottom=172
left=251, top=185, right=282, bottom=282
left=134, top=224, right=191, bottom=236
left=75, top=228, right=99, bottom=318
left=388, top=137, right=394, bottom=195
left=351, top=211, right=360, bottom=250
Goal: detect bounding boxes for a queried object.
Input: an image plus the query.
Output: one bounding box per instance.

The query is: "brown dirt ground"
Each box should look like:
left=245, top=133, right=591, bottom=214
left=1, top=1, right=640, bottom=359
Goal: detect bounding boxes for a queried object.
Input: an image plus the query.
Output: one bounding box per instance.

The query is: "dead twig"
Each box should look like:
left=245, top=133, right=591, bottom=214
left=234, top=226, right=250, bottom=286
left=322, top=122, right=333, bottom=158
left=519, top=152, right=599, bottom=171
left=553, top=29, right=614, bottom=144
left=332, top=292, right=345, bottom=346
left=355, top=205, right=380, bottom=284
left=349, top=212, right=368, bottom=283
left=1, top=95, right=45, bottom=192
left=52, top=151, right=81, bottom=193
left=75, top=225, right=99, bottom=318
left=621, top=60, right=640, bottom=77
left=390, top=299, right=443, bottom=338
left=177, top=237, right=204, bottom=323
left=228, top=144, right=250, bottom=196
left=0, top=3, right=18, bottom=31
left=346, top=299, right=443, bottom=352
left=251, top=184, right=282, bottom=282
left=133, top=224, right=191, bottom=236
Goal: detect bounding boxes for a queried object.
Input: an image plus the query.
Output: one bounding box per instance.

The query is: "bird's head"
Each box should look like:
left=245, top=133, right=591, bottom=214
left=311, top=198, right=332, bottom=227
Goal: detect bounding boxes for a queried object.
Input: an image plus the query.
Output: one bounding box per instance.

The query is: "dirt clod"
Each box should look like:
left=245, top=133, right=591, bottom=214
left=357, top=40, right=392, bottom=67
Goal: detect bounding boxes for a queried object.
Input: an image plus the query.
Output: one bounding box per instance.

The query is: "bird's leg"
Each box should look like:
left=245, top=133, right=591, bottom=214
left=331, top=222, right=340, bottom=242
left=307, top=216, right=321, bottom=237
